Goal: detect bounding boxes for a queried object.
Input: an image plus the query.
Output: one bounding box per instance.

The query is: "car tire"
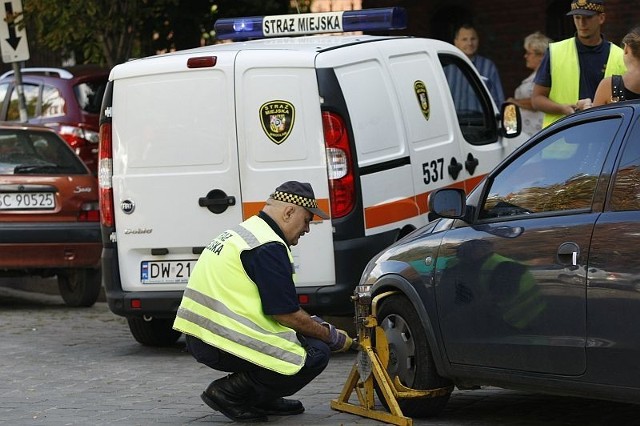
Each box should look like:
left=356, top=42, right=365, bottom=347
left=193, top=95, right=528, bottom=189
left=375, top=294, right=452, bottom=418
left=127, top=317, right=182, bottom=347
left=57, top=268, right=102, bottom=308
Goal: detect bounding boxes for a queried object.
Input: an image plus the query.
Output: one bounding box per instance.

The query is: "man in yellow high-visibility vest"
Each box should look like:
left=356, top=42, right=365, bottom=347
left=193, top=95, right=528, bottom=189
left=532, top=0, right=626, bottom=128
left=174, top=181, right=353, bottom=422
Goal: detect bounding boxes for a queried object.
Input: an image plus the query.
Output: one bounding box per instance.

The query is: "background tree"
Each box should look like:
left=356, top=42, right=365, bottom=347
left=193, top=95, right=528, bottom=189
left=21, top=0, right=304, bottom=69
left=23, top=0, right=182, bottom=68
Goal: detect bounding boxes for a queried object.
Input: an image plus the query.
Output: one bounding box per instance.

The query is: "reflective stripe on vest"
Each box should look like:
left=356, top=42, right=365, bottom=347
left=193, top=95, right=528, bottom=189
left=173, top=215, right=305, bottom=375
left=543, top=38, right=626, bottom=128
left=177, top=288, right=303, bottom=364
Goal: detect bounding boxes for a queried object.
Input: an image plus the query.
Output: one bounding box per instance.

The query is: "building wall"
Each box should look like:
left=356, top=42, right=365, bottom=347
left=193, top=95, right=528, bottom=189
left=364, top=0, right=639, bottom=100
left=311, top=0, right=362, bottom=11
left=9, top=0, right=638, bottom=98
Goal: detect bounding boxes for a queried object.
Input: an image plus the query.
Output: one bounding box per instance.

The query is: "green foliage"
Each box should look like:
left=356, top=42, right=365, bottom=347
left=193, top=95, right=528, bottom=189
left=23, top=0, right=167, bottom=67
left=21, top=0, right=299, bottom=68
left=22, top=0, right=215, bottom=68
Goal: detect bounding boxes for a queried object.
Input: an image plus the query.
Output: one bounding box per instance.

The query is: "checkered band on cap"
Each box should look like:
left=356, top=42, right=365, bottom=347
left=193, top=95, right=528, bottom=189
left=271, top=190, right=319, bottom=209
left=571, top=0, right=604, bottom=13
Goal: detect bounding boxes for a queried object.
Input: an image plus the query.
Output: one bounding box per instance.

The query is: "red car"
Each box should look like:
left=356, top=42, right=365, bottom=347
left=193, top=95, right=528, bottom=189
left=0, top=123, right=101, bottom=306
left=0, top=66, right=109, bottom=175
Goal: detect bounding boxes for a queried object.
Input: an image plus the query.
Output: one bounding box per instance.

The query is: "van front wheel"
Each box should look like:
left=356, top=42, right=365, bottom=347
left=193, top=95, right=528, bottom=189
left=127, top=317, right=182, bottom=347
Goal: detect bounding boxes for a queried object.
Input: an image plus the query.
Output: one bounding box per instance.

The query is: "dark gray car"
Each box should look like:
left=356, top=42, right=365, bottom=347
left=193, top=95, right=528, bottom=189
left=359, top=100, right=640, bottom=418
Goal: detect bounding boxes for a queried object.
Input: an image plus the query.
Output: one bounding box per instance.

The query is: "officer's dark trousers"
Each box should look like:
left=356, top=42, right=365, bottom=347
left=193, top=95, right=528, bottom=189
left=186, top=334, right=330, bottom=401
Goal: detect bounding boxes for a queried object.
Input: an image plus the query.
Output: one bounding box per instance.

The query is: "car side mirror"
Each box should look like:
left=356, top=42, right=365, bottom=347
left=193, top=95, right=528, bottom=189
left=501, top=103, right=522, bottom=138
left=428, top=188, right=466, bottom=219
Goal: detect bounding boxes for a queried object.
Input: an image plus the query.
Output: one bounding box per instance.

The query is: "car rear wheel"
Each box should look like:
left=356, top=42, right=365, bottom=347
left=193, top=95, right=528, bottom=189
left=127, top=317, right=182, bottom=347
left=376, top=294, right=452, bottom=418
left=57, top=268, right=102, bottom=307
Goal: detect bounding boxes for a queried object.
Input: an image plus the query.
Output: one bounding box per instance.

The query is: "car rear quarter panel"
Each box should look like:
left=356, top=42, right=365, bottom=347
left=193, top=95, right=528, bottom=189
left=0, top=172, right=100, bottom=269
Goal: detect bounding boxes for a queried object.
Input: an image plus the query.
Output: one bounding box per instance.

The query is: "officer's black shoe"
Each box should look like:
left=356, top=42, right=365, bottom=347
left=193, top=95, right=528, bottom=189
left=254, top=397, right=305, bottom=415
left=201, top=376, right=267, bottom=422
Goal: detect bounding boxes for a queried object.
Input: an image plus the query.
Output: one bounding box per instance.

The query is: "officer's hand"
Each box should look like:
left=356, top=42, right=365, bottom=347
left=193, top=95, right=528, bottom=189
left=310, top=315, right=324, bottom=324
left=576, top=98, right=592, bottom=111
left=325, top=323, right=354, bottom=353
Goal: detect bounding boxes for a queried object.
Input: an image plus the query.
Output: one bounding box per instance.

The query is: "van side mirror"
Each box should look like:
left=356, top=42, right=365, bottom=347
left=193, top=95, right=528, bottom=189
left=501, top=103, right=522, bottom=138
left=428, top=188, right=466, bottom=219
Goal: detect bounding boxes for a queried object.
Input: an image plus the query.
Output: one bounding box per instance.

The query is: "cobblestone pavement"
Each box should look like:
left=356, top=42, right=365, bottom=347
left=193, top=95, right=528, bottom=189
left=2, top=280, right=640, bottom=426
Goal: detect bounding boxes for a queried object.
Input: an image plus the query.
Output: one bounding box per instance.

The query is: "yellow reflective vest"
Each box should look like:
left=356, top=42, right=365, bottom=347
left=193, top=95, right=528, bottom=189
left=173, top=215, right=306, bottom=375
left=543, top=37, right=626, bottom=128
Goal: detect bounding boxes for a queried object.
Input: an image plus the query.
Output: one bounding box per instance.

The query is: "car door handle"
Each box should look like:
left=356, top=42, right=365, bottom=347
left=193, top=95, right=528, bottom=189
left=557, top=242, right=579, bottom=267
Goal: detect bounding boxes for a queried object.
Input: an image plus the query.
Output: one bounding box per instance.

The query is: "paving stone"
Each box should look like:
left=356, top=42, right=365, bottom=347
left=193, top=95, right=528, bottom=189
left=1, top=280, right=640, bottom=425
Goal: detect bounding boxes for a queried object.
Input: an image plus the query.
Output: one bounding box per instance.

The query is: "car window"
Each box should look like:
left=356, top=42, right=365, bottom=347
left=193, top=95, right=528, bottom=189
left=41, top=84, right=66, bottom=118
left=0, top=130, right=86, bottom=175
left=479, top=117, right=621, bottom=219
left=610, top=118, right=640, bottom=211
left=440, top=54, right=497, bottom=145
left=74, top=79, right=107, bottom=114
left=7, top=83, right=39, bottom=121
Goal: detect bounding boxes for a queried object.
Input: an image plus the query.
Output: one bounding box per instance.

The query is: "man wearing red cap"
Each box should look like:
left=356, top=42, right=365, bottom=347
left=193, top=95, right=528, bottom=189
left=173, top=181, right=354, bottom=422
left=532, top=0, right=626, bottom=127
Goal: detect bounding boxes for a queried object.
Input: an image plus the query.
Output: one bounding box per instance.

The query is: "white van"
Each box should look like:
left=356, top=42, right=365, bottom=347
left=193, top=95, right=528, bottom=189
left=99, top=8, right=525, bottom=346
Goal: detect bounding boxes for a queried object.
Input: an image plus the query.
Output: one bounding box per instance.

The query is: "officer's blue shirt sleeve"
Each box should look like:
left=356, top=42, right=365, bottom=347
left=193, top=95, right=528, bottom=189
left=534, top=48, right=552, bottom=87
left=241, top=241, right=300, bottom=316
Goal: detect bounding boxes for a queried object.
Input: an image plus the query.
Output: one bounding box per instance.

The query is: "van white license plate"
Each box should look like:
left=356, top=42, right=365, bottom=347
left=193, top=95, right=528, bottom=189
left=141, top=260, right=196, bottom=284
left=0, top=192, right=55, bottom=210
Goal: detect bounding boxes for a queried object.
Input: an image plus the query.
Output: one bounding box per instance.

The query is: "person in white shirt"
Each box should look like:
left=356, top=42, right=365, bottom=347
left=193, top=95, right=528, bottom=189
left=507, top=32, right=552, bottom=138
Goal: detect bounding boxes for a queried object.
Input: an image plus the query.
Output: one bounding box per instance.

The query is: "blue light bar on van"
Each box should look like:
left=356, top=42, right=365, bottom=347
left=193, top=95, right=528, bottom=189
left=214, top=7, right=407, bottom=41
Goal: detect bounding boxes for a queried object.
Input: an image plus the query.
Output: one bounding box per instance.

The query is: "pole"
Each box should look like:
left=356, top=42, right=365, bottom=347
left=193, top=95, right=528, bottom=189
left=11, top=61, right=28, bottom=122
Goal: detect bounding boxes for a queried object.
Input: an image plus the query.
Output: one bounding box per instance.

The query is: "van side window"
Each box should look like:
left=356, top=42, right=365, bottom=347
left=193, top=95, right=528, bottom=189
left=479, top=118, right=619, bottom=219
left=610, top=119, right=640, bottom=211
left=7, top=83, right=38, bottom=121
left=439, top=54, right=497, bottom=146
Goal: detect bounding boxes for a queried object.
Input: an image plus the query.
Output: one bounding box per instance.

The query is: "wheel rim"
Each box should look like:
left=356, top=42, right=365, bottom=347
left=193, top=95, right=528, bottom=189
left=380, top=313, right=416, bottom=386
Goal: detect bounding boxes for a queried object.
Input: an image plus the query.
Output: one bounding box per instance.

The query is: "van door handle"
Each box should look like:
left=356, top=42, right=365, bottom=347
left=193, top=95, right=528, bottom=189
left=198, top=189, right=236, bottom=214
left=557, top=242, right=579, bottom=267
left=448, top=157, right=462, bottom=180
left=198, top=197, right=235, bottom=207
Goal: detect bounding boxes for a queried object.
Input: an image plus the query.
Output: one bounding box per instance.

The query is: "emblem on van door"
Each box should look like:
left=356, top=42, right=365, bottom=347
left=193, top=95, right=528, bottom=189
left=259, top=100, right=295, bottom=145
left=121, top=200, right=135, bottom=214
left=414, top=80, right=430, bottom=121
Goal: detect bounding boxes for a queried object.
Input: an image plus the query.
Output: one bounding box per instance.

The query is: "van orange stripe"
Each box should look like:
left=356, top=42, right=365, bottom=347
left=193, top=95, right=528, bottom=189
left=466, top=174, right=486, bottom=193
left=240, top=175, right=486, bottom=228
left=364, top=175, right=486, bottom=229
left=242, top=198, right=331, bottom=221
